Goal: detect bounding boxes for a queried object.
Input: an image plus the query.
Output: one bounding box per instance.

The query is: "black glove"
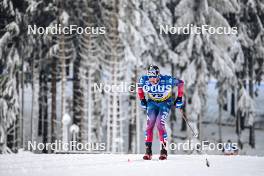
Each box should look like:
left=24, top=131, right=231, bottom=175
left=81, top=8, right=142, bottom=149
left=140, top=99, right=147, bottom=110
left=174, top=97, right=184, bottom=109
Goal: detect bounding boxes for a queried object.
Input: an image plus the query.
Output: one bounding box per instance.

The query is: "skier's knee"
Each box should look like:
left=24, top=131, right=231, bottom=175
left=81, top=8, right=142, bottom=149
left=146, top=125, right=154, bottom=132
left=156, top=122, right=165, bottom=131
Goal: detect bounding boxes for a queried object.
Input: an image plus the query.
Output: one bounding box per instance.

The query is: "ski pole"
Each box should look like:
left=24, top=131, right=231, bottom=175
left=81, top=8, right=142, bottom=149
left=179, top=109, right=198, bottom=138
left=179, top=108, right=210, bottom=167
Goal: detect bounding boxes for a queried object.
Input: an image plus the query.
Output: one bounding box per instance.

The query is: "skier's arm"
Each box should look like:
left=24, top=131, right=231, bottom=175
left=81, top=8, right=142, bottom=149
left=173, top=78, right=184, bottom=108
left=138, top=76, right=147, bottom=109
left=177, top=79, right=184, bottom=98
left=138, top=87, right=145, bottom=100
left=137, top=76, right=145, bottom=100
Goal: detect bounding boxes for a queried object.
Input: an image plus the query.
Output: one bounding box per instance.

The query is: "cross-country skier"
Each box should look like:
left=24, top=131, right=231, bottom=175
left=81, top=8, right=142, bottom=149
left=137, top=65, right=184, bottom=160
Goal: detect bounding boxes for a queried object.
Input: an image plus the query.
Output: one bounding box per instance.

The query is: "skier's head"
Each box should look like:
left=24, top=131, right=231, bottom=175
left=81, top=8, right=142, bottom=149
left=147, top=65, right=160, bottom=84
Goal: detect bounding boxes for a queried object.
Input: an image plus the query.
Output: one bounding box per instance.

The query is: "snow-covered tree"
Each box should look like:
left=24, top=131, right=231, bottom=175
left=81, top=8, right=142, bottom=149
left=73, top=0, right=103, bottom=143
left=0, top=20, right=20, bottom=153
left=172, top=0, right=243, bottom=141
left=98, top=0, right=127, bottom=153
left=234, top=0, right=264, bottom=148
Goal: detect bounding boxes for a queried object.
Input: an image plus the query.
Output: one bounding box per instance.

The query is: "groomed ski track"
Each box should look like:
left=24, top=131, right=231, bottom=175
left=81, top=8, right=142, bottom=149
left=1, top=154, right=264, bottom=176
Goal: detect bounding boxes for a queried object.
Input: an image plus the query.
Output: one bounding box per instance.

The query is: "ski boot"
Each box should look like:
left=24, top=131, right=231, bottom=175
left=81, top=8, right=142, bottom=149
left=143, top=142, right=152, bottom=160
left=159, top=142, right=167, bottom=160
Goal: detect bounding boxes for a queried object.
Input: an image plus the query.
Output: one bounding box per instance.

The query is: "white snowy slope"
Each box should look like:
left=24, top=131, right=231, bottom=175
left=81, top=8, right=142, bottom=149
left=1, top=154, right=264, bottom=176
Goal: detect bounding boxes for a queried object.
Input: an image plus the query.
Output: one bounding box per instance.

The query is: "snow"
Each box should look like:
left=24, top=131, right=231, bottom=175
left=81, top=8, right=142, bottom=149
left=69, top=124, right=79, bottom=133
left=60, top=11, right=69, bottom=25
left=26, top=0, right=42, bottom=13
left=237, top=87, right=255, bottom=116
left=6, top=22, right=20, bottom=36
left=0, top=154, right=264, bottom=176
left=0, top=32, right=11, bottom=59
left=2, top=0, right=262, bottom=156
left=208, top=0, right=240, bottom=14
left=62, top=113, right=71, bottom=124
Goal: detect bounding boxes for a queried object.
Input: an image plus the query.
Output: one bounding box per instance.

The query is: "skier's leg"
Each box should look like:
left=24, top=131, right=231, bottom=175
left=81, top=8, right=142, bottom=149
left=145, top=107, right=158, bottom=143
left=156, top=105, right=170, bottom=143
left=156, top=105, right=170, bottom=160
left=143, top=102, right=158, bottom=160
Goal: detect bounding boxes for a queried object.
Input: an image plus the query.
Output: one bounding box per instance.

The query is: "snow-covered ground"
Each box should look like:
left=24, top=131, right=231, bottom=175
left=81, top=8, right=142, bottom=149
left=1, top=153, right=264, bottom=176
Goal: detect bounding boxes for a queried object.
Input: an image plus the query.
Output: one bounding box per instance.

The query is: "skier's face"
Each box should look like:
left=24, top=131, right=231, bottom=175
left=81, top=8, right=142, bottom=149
left=148, top=76, right=159, bottom=85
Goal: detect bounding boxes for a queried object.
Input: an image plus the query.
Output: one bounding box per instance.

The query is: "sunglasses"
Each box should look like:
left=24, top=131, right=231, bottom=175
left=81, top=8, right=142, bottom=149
left=148, top=76, right=158, bottom=79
